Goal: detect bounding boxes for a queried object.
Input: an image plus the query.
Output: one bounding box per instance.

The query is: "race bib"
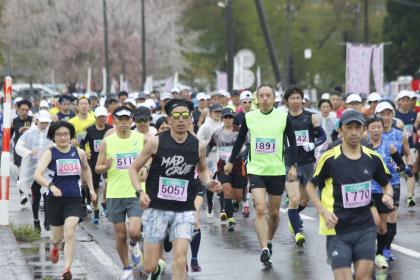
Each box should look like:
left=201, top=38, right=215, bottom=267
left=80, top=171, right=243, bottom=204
left=77, top=131, right=87, bottom=144
left=404, top=124, right=413, bottom=137
left=93, top=139, right=102, bottom=152
left=295, top=130, right=309, bottom=146
left=158, top=177, right=189, bottom=202
left=255, top=137, right=276, bottom=154
left=341, top=181, right=371, bottom=208
left=115, top=152, right=137, bottom=169
left=56, top=159, right=81, bottom=176
left=220, top=146, right=233, bottom=161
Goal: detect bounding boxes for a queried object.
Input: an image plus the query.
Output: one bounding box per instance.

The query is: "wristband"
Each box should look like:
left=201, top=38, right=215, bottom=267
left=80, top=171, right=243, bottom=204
left=135, top=189, right=143, bottom=198
left=47, top=182, right=54, bottom=189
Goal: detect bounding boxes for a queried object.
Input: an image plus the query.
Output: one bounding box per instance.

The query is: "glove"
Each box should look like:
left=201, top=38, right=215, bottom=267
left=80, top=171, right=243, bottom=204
left=405, top=165, right=413, bottom=177
left=302, top=142, right=315, bottom=152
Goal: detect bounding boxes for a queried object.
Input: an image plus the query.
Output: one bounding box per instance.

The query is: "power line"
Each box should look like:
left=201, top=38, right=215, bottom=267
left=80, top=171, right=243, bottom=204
left=392, top=0, right=420, bottom=8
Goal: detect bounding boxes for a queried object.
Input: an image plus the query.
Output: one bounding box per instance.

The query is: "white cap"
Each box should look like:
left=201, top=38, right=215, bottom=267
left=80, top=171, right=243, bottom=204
left=114, top=109, right=132, bottom=117
left=94, top=107, right=108, bottom=117
left=375, top=102, right=394, bottom=114
left=346, top=93, right=362, bottom=104
left=240, top=91, right=253, bottom=101
left=220, top=90, right=230, bottom=98
left=304, top=94, right=310, bottom=101
left=125, top=98, right=136, bottom=107
left=397, top=90, right=411, bottom=100
left=409, top=91, right=416, bottom=99
left=196, top=92, right=208, bottom=101
left=368, top=92, right=381, bottom=102
left=144, top=98, right=156, bottom=110
left=39, top=100, right=49, bottom=108
left=321, top=93, right=330, bottom=100
left=160, top=92, right=173, bottom=101
left=170, top=87, right=180, bottom=93
left=14, top=97, right=23, bottom=104
left=275, top=91, right=283, bottom=102
left=37, top=110, right=52, bottom=122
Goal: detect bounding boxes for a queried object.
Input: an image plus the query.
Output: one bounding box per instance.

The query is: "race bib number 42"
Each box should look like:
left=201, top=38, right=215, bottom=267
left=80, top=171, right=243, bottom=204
left=93, top=139, right=102, bottom=152
left=220, top=146, right=233, bottom=161
left=158, top=177, right=189, bottom=202
left=255, top=137, right=276, bottom=154
left=115, top=152, right=137, bottom=169
left=341, top=181, right=371, bottom=208
left=56, top=159, right=81, bottom=176
left=295, top=130, right=309, bottom=146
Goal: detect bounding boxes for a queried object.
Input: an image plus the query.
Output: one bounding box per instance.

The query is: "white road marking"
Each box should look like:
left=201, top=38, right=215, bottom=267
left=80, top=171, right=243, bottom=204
left=280, top=208, right=315, bottom=220
left=80, top=240, right=122, bottom=278
left=391, top=244, right=420, bottom=258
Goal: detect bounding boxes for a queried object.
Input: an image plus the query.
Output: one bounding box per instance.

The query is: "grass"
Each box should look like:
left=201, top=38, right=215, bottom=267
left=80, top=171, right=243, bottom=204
left=10, top=223, right=41, bottom=242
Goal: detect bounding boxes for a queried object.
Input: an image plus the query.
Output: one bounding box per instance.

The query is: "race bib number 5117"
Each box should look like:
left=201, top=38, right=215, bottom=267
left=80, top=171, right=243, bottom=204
left=115, top=152, right=137, bottom=169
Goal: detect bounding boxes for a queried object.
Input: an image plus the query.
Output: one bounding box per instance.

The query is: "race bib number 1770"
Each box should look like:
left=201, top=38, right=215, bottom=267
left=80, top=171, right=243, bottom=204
left=341, top=181, right=371, bottom=208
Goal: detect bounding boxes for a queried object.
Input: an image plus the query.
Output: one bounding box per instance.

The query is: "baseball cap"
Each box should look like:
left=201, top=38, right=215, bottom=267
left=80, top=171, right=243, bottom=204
left=37, top=110, right=52, bottom=122
left=133, top=106, right=151, bottom=122
left=209, top=104, right=223, bottom=112
left=196, top=92, right=208, bottom=101
left=113, top=106, right=132, bottom=117
left=210, top=91, right=224, bottom=98
left=39, top=100, right=49, bottom=108
left=375, top=101, right=394, bottom=114
left=160, top=92, right=173, bottom=101
left=221, top=107, right=234, bottom=117
left=321, top=93, right=330, bottom=100
left=346, top=93, right=362, bottom=104
left=240, top=90, right=253, bottom=102
left=397, top=90, right=411, bottom=100
left=94, top=107, right=108, bottom=117
left=339, top=109, right=365, bottom=127
left=125, top=98, right=136, bottom=107
left=409, top=91, right=416, bottom=99
left=367, top=92, right=381, bottom=102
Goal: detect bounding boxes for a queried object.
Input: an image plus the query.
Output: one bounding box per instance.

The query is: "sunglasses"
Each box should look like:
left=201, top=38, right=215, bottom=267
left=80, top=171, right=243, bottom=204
left=223, top=115, right=234, bottom=119
left=135, top=118, right=150, bottom=123
left=171, top=111, right=191, bottom=120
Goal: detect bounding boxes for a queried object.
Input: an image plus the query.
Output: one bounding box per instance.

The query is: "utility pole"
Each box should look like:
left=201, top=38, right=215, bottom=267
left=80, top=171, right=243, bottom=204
left=141, top=0, right=146, bottom=90
left=284, top=0, right=292, bottom=87
left=103, top=0, right=110, bottom=95
left=364, top=0, right=369, bottom=43
left=226, top=0, right=234, bottom=93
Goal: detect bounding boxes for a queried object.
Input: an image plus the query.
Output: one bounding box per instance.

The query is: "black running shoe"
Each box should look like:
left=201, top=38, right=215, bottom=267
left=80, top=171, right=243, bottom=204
left=34, top=220, right=41, bottom=233
left=20, top=197, right=28, bottom=205
left=226, top=221, right=236, bottom=232
left=260, top=249, right=272, bottom=266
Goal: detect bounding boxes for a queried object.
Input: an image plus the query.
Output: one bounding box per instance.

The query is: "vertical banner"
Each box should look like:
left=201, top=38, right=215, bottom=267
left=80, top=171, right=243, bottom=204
left=372, top=44, right=384, bottom=96
left=346, top=44, right=373, bottom=95
left=216, top=71, right=227, bottom=91
left=163, top=76, right=173, bottom=92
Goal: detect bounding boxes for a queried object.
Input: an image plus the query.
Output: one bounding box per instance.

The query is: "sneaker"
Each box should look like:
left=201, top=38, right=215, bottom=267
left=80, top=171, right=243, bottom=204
left=92, top=217, right=99, bottom=224
left=61, top=268, right=72, bottom=280
left=190, top=259, right=201, bottom=272
left=233, top=200, right=240, bottom=212
left=219, top=211, right=227, bottom=221
left=383, top=248, right=396, bottom=261
left=206, top=207, right=214, bottom=218
left=242, top=205, right=249, bottom=217
left=44, top=221, right=50, bottom=231
left=260, top=249, right=272, bottom=266
left=129, top=241, right=142, bottom=266
left=407, top=197, right=416, bottom=207
left=50, top=245, right=59, bottom=264
left=147, top=260, right=164, bottom=280
left=375, top=254, right=389, bottom=269
left=295, top=232, right=305, bottom=246
left=34, top=220, right=41, bottom=233
left=288, top=221, right=294, bottom=235
left=158, top=259, right=166, bottom=273
left=86, top=204, right=93, bottom=213
left=20, top=196, right=28, bottom=205
left=120, top=267, right=133, bottom=280
left=226, top=219, right=236, bottom=232
left=163, top=233, right=172, bottom=252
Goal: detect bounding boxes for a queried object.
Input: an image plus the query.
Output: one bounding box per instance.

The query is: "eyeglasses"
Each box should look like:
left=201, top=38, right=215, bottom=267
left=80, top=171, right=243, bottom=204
left=55, top=132, right=70, bottom=138
left=135, top=118, right=150, bottom=123
left=171, top=111, right=190, bottom=120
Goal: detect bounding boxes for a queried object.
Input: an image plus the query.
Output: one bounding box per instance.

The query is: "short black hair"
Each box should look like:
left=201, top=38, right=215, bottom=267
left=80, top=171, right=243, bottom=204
left=47, top=121, right=75, bottom=141
left=164, top=99, right=194, bottom=115
left=118, top=91, right=128, bottom=98
left=155, top=116, right=169, bottom=130
left=365, top=115, right=384, bottom=128
left=58, top=95, right=72, bottom=104
left=256, top=84, right=274, bottom=96
left=318, top=99, right=332, bottom=109
left=17, top=99, right=32, bottom=109
left=232, top=90, right=241, bottom=97
left=284, top=86, right=304, bottom=101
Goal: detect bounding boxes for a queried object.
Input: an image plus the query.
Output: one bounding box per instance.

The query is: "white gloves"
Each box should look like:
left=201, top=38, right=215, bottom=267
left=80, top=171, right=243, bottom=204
left=302, top=142, right=315, bottom=152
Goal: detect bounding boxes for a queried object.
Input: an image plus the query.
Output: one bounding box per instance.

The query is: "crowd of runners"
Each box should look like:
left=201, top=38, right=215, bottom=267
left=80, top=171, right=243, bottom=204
left=7, top=85, right=420, bottom=279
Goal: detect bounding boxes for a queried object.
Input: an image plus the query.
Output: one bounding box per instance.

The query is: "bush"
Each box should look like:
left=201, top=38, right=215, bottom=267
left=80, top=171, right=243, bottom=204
left=11, top=223, right=41, bottom=242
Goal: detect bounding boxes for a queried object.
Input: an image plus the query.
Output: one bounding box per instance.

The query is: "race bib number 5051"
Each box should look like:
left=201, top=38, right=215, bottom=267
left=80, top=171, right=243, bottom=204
left=158, top=177, right=189, bottom=202
left=341, top=181, right=371, bottom=208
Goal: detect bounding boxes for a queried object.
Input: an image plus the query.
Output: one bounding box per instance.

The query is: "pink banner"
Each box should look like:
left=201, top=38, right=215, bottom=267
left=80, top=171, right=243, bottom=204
left=346, top=44, right=373, bottom=95
left=216, top=71, right=227, bottom=91
left=372, top=44, right=383, bottom=96
left=164, top=76, right=173, bottom=92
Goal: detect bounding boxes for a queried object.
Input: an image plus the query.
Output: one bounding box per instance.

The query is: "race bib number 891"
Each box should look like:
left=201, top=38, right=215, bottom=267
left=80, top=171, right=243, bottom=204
left=158, top=177, right=189, bottom=202
left=255, top=137, right=276, bottom=154
left=341, top=181, right=371, bottom=208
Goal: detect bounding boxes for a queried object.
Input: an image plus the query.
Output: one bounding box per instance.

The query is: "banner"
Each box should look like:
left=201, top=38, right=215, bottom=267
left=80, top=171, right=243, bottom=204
left=372, top=44, right=384, bottom=95
left=216, top=71, right=227, bottom=91
left=346, top=44, right=373, bottom=95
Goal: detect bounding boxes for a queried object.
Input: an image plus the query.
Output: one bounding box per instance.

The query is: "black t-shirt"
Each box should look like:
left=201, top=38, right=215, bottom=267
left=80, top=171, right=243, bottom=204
left=57, top=111, right=75, bottom=121
left=12, top=116, right=33, bottom=144
left=82, top=124, right=113, bottom=166
left=312, top=145, right=391, bottom=235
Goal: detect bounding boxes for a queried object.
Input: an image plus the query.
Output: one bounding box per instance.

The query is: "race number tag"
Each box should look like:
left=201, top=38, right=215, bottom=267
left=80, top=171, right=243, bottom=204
left=404, top=124, right=413, bottom=137
left=255, top=137, right=276, bottom=154
left=93, top=140, right=102, bottom=152
left=77, top=131, right=87, bottom=144
left=341, top=181, right=371, bottom=208
left=158, top=177, right=189, bottom=202
left=115, top=152, right=137, bottom=169
left=295, top=130, right=309, bottom=146
left=220, top=146, right=233, bottom=161
left=56, top=159, right=81, bottom=176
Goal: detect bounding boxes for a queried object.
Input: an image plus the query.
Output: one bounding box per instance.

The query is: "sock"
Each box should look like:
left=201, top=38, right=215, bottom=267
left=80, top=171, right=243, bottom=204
left=123, top=266, right=132, bottom=270
left=377, top=233, right=387, bottom=255
left=206, top=190, right=214, bottom=211
left=288, top=208, right=302, bottom=233
left=129, top=239, right=137, bottom=246
left=225, top=199, right=233, bottom=218
left=219, top=192, right=225, bottom=211
left=101, top=202, right=107, bottom=210
left=385, top=223, right=397, bottom=249
left=297, top=205, right=306, bottom=212
left=267, top=240, right=273, bottom=254
left=190, top=229, right=201, bottom=262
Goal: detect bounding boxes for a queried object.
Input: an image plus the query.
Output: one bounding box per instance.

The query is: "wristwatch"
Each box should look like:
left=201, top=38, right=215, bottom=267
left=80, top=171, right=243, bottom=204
left=135, top=189, right=143, bottom=198
left=47, top=182, right=54, bottom=189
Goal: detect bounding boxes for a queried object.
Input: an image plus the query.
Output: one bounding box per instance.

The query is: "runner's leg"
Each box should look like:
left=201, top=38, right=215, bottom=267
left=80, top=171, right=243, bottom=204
left=63, top=216, right=79, bottom=269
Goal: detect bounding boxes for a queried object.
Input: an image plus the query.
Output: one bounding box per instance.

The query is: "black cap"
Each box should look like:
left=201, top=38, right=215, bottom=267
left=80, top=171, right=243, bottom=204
left=209, top=104, right=222, bottom=112
left=339, top=109, right=365, bottom=127
left=221, top=107, right=234, bottom=117
left=133, top=106, right=152, bottom=121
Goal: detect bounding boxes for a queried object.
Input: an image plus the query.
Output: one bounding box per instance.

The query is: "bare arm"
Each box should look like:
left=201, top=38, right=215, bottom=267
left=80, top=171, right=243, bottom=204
left=95, top=140, right=111, bottom=174
left=77, top=148, right=95, bottom=193
left=197, top=142, right=222, bottom=193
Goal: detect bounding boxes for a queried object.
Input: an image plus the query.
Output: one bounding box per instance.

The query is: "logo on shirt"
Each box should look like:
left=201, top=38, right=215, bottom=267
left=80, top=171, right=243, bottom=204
left=71, top=152, right=75, bottom=157
left=162, top=155, right=194, bottom=176
left=363, top=169, right=369, bottom=175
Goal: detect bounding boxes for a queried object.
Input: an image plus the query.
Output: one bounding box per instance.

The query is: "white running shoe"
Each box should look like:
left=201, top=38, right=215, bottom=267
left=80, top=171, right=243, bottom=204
left=120, top=268, right=133, bottom=280
left=86, top=204, right=93, bottom=213
left=129, top=241, right=142, bottom=266
left=375, top=254, right=389, bottom=269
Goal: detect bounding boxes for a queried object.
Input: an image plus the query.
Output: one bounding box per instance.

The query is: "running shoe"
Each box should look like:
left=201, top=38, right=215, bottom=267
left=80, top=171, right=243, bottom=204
left=34, top=220, right=41, bottom=233
left=206, top=207, right=214, bottom=218
left=407, top=197, right=416, bottom=207
left=82, top=205, right=88, bottom=218
left=242, top=205, right=249, bottom=217
left=163, top=233, right=172, bottom=252
left=226, top=218, right=236, bottom=232
left=50, top=245, right=59, bottom=264
left=44, top=221, right=50, bottom=231
left=375, top=254, right=389, bottom=269
left=233, top=200, right=240, bottom=212
left=219, top=211, right=227, bottom=221
left=295, top=232, right=305, bottom=246
left=129, top=241, right=142, bottom=266
left=61, top=268, right=72, bottom=280
left=86, top=204, right=93, bottom=213
left=382, top=248, right=396, bottom=261
left=147, top=260, right=164, bottom=280
left=120, top=267, right=133, bottom=280
left=260, top=249, right=272, bottom=266
left=190, top=259, right=202, bottom=272
left=20, top=196, right=28, bottom=205
left=92, top=217, right=99, bottom=224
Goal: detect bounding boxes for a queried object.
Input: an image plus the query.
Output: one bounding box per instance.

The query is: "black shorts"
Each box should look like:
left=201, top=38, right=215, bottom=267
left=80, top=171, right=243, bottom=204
left=195, top=179, right=205, bottom=197
left=48, top=196, right=83, bottom=226
left=372, top=193, right=393, bottom=214
left=217, top=172, right=248, bottom=189
left=248, top=174, right=285, bottom=196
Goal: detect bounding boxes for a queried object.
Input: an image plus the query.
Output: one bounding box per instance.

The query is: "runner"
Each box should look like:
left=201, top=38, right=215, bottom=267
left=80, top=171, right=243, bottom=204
left=128, top=98, right=222, bottom=280
left=12, top=99, right=33, bottom=169
left=307, top=109, right=394, bottom=280
left=95, top=106, right=145, bottom=280
left=225, top=85, right=298, bottom=266
left=54, top=95, right=75, bottom=121
left=362, top=92, right=381, bottom=119
left=234, top=90, right=254, bottom=127
left=118, top=91, right=129, bottom=106
left=207, top=107, right=248, bottom=232
left=33, top=121, right=97, bottom=280
left=81, top=107, right=113, bottom=224
left=133, top=106, right=157, bottom=137
left=284, top=86, right=326, bottom=243
left=155, top=116, right=170, bottom=133
left=192, top=92, right=209, bottom=133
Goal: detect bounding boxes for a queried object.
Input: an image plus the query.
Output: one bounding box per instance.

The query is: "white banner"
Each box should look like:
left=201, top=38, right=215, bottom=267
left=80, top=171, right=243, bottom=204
left=346, top=44, right=373, bottom=95
left=372, top=44, right=384, bottom=95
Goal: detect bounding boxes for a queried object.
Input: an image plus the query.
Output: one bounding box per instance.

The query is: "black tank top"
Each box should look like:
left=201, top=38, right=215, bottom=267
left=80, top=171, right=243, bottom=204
left=286, top=110, right=316, bottom=165
left=146, top=130, right=200, bottom=211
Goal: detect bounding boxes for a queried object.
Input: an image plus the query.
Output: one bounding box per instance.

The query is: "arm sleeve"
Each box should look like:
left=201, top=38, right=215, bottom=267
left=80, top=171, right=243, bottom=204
left=391, top=150, right=406, bottom=171
left=313, top=125, right=326, bottom=147
left=284, top=116, right=297, bottom=166
left=373, top=154, right=392, bottom=187
left=228, top=117, right=249, bottom=163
